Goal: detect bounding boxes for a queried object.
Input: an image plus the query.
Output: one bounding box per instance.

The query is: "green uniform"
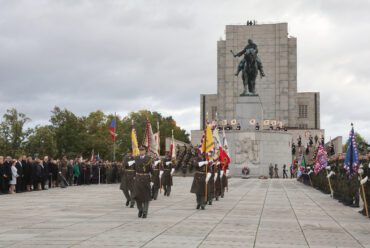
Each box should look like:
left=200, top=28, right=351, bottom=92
left=190, top=157, right=211, bottom=210
left=133, top=155, right=153, bottom=218
left=120, top=155, right=135, bottom=207
left=161, top=157, right=173, bottom=196
left=151, top=160, right=161, bottom=200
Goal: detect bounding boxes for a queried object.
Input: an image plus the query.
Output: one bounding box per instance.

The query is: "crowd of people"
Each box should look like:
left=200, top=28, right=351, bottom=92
left=0, top=155, right=128, bottom=195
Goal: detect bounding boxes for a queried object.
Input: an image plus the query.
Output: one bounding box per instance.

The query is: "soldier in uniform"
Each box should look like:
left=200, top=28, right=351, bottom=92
left=120, top=150, right=136, bottom=207
left=151, top=159, right=162, bottom=200
left=133, top=147, right=153, bottom=218
left=207, top=162, right=216, bottom=205
left=161, top=152, right=175, bottom=196
left=214, top=161, right=222, bottom=201
left=191, top=154, right=212, bottom=210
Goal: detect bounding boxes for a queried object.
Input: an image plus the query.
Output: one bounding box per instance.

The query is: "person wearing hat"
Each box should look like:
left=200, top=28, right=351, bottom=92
left=190, top=153, right=212, bottom=210
left=132, top=146, right=153, bottom=218
left=151, top=158, right=162, bottom=200
left=161, top=152, right=175, bottom=197
left=120, top=149, right=136, bottom=207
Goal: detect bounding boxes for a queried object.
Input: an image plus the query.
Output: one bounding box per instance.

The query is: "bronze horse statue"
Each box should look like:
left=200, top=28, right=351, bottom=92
left=231, top=48, right=261, bottom=96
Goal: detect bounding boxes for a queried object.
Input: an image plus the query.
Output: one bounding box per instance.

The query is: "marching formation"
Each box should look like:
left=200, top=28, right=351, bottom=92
left=119, top=115, right=231, bottom=218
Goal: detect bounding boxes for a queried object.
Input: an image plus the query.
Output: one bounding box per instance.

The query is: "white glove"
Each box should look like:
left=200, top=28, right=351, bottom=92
left=206, top=172, right=212, bottom=183
left=220, top=170, right=224, bottom=178
left=170, top=168, right=175, bottom=176
left=308, top=170, right=313, bottom=175
left=326, top=171, right=335, bottom=178
left=154, top=161, right=160, bottom=166
left=150, top=182, right=154, bottom=187
left=325, top=166, right=331, bottom=170
left=159, top=171, right=164, bottom=177
left=128, top=160, right=135, bottom=166
left=361, top=176, right=368, bottom=185
left=217, top=161, right=220, bottom=165
left=198, top=161, right=207, bottom=167
left=226, top=169, right=230, bottom=177
left=358, top=168, right=364, bottom=175
left=214, top=173, right=218, bottom=181
left=166, top=161, right=172, bottom=165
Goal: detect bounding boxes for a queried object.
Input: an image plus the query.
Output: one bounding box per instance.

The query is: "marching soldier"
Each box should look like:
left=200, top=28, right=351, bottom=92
left=120, top=150, right=136, bottom=208
left=161, top=152, right=175, bottom=196
left=133, top=147, right=153, bottom=218
left=151, top=159, right=162, bottom=200
left=207, top=162, right=215, bottom=205
left=214, top=161, right=222, bottom=201
left=190, top=154, right=212, bottom=210
left=220, top=160, right=229, bottom=198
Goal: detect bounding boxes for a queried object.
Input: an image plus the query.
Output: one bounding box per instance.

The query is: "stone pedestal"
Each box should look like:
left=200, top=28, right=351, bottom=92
left=236, top=96, right=263, bottom=131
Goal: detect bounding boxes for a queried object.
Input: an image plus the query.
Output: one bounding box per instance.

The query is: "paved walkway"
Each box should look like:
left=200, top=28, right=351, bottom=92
left=0, top=178, right=369, bottom=248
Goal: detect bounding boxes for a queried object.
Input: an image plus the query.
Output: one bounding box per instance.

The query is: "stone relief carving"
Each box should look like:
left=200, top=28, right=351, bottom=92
left=235, top=136, right=259, bottom=164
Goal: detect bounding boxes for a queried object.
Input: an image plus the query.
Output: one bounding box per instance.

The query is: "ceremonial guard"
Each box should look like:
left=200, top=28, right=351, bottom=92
left=133, top=147, right=153, bottom=218
left=214, top=161, right=222, bottom=201
left=191, top=154, right=212, bottom=210
left=207, top=162, right=215, bottom=205
left=120, top=150, right=136, bottom=208
left=161, top=152, right=175, bottom=196
left=151, top=159, right=162, bottom=200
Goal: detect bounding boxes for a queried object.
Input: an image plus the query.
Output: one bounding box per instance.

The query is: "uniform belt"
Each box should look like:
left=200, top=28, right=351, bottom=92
left=153, top=169, right=159, bottom=171
left=196, top=171, right=206, bottom=174
left=163, top=169, right=170, bottom=171
left=136, top=173, right=150, bottom=176
left=126, top=169, right=135, bottom=172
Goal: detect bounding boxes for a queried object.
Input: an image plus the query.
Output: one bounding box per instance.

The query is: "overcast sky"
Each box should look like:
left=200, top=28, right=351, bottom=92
left=0, top=0, right=369, bottom=143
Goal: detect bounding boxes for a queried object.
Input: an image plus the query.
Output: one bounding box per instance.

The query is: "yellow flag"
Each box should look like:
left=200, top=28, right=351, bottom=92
left=131, top=126, right=139, bottom=156
left=200, top=122, right=215, bottom=159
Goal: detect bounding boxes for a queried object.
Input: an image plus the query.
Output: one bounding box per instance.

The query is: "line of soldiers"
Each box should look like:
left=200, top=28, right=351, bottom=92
left=119, top=147, right=175, bottom=219
left=300, top=153, right=370, bottom=217
left=190, top=152, right=229, bottom=210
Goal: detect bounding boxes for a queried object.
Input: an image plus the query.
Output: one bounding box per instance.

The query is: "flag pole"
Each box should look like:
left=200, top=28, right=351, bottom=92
left=326, top=168, right=333, bottom=198
left=359, top=173, right=369, bottom=217
left=113, top=113, right=116, bottom=162
left=205, top=112, right=208, bottom=203
left=158, top=121, right=162, bottom=194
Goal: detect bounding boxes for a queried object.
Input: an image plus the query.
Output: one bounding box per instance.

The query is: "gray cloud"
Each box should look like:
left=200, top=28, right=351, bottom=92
left=0, top=0, right=369, bottom=143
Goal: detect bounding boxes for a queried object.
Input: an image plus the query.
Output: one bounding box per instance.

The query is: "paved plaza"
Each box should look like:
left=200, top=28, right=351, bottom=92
left=0, top=178, right=370, bottom=248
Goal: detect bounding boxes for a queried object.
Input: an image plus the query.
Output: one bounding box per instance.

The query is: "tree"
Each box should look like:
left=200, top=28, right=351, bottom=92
left=0, top=108, right=31, bottom=157
left=26, top=125, right=57, bottom=158
left=343, top=132, right=369, bottom=155
left=50, top=106, right=87, bottom=158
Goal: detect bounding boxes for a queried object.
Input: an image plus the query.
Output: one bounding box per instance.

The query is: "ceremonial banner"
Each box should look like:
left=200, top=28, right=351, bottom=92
left=142, top=119, right=159, bottom=158
left=314, top=143, right=328, bottom=174
left=90, top=149, right=95, bottom=162
left=344, top=126, right=359, bottom=177
left=170, top=130, right=176, bottom=159
left=131, top=125, right=139, bottom=156
left=198, top=119, right=215, bottom=160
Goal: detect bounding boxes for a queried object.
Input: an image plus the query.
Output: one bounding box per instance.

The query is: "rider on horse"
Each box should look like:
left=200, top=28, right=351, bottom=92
left=233, top=38, right=265, bottom=77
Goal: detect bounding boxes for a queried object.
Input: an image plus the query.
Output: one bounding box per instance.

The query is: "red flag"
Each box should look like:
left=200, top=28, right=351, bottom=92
left=91, top=149, right=95, bottom=162
left=219, top=146, right=230, bottom=172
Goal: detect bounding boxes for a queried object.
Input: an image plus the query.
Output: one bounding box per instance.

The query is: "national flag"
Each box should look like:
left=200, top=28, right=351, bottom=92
left=131, top=124, right=139, bottom=157
left=154, top=132, right=160, bottom=156
left=344, top=126, right=359, bottom=177
left=314, top=143, right=328, bottom=174
left=109, top=118, right=116, bottom=141
left=97, top=153, right=101, bottom=162
left=91, top=149, right=95, bottom=162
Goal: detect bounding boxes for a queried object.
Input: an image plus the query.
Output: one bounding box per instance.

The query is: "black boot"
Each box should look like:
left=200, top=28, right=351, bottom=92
left=138, top=211, right=143, bottom=218
left=201, top=206, right=205, bottom=210
left=142, top=213, right=147, bottom=218
left=196, top=204, right=200, bottom=209
left=130, top=202, right=135, bottom=208
left=126, top=200, right=130, bottom=206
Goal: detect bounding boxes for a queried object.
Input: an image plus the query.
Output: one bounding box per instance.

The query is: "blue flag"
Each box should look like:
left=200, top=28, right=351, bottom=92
left=344, top=127, right=359, bottom=177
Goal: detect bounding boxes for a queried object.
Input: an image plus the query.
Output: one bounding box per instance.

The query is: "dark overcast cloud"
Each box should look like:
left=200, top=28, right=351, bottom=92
left=0, top=0, right=369, bottom=142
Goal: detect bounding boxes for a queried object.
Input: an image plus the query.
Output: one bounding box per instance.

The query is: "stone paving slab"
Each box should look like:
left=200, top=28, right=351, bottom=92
left=0, top=178, right=369, bottom=247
